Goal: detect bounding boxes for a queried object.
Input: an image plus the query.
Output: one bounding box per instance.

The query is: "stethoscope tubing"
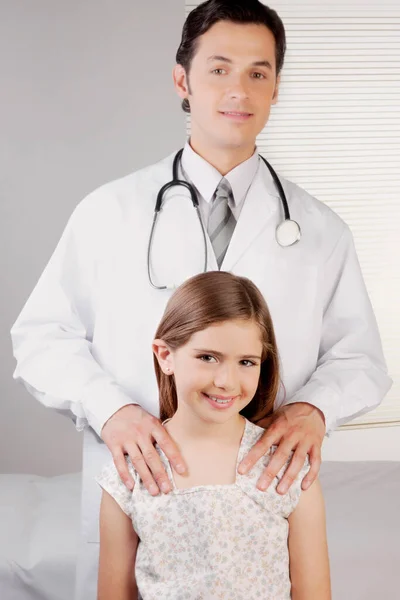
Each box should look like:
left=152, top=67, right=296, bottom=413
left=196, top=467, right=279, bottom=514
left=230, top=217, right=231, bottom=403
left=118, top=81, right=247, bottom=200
left=148, top=149, right=299, bottom=290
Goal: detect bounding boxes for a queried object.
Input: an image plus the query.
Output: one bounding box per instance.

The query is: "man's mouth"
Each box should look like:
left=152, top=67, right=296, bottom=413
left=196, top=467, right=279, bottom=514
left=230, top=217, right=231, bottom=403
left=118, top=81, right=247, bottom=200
left=222, top=111, right=252, bottom=116
left=220, top=111, right=253, bottom=122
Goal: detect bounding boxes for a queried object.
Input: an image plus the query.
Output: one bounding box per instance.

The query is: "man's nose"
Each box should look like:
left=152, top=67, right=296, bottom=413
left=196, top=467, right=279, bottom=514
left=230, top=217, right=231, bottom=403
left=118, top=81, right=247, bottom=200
left=226, top=73, right=250, bottom=100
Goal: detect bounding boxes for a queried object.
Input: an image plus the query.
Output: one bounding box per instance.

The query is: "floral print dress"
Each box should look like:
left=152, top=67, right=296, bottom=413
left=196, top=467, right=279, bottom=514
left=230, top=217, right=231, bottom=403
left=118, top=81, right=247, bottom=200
left=96, top=419, right=309, bottom=600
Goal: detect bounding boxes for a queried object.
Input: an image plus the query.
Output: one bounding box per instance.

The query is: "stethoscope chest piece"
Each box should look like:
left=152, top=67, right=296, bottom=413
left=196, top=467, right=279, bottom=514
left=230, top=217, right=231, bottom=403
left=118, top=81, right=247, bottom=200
left=276, top=219, right=301, bottom=247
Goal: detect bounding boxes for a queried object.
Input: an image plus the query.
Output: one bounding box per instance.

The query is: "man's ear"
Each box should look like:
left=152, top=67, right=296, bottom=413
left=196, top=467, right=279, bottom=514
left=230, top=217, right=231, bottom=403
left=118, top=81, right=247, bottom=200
left=172, top=64, right=190, bottom=101
left=271, top=74, right=281, bottom=105
left=152, top=339, right=174, bottom=374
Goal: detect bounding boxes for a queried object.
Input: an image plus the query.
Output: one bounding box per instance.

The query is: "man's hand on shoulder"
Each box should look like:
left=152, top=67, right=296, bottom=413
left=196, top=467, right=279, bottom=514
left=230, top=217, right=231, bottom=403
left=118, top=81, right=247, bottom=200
left=238, top=402, right=326, bottom=494
left=101, top=404, right=186, bottom=496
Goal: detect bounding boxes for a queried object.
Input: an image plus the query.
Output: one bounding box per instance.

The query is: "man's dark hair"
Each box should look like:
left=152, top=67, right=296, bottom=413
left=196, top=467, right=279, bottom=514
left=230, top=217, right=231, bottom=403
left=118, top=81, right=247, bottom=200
left=176, top=0, right=286, bottom=113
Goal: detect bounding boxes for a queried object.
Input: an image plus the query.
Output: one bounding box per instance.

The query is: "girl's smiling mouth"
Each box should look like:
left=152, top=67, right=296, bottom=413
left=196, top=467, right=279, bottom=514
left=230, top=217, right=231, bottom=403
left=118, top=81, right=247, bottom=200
left=201, top=392, right=238, bottom=409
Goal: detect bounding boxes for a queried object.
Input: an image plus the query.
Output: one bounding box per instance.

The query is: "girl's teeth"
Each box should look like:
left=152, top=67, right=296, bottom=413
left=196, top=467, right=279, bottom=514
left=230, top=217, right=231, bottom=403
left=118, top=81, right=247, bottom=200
left=208, top=395, right=231, bottom=404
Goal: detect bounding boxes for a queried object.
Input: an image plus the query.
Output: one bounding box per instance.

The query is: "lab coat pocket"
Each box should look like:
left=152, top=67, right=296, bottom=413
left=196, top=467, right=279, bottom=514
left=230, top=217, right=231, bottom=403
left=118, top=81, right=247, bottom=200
left=260, top=259, right=322, bottom=394
left=263, top=260, right=319, bottom=333
left=251, top=256, right=319, bottom=351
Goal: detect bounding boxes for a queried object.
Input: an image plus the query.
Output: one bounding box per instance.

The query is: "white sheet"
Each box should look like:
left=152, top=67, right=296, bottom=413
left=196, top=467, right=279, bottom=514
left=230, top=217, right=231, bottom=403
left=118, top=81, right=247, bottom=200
left=0, top=463, right=399, bottom=600
left=0, top=472, right=81, bottom=600
left=320, top=461, right=400, bottom=599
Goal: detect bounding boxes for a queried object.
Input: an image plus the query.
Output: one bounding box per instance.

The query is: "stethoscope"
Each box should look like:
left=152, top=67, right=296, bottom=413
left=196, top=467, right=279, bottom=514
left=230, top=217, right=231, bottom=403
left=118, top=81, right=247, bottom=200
left=147, top=148, right=301, bottom=290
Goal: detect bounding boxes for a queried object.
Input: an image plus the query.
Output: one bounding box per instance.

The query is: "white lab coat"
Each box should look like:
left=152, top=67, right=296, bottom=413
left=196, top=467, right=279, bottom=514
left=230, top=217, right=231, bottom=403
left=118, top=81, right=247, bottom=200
left=10, top=150, right=391, bottom=600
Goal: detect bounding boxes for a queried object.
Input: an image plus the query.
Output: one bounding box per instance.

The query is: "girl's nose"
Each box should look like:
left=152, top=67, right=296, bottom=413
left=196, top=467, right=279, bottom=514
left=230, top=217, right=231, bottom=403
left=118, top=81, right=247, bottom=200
left=213, top=364, right=238, bottom=392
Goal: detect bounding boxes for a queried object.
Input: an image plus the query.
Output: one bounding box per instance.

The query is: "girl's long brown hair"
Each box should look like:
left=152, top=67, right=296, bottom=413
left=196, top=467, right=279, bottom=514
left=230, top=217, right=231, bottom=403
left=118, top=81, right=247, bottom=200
left=153, top=271, right=281, bottom=423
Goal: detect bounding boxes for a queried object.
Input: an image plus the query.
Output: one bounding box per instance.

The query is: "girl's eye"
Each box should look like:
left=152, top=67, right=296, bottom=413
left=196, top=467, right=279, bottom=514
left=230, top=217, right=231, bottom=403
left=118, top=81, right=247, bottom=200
left=212, top=68, right=225, bottom=75
left=241, top=360, right=256, bottom=367
left=199, top=354, right=217, bottom=363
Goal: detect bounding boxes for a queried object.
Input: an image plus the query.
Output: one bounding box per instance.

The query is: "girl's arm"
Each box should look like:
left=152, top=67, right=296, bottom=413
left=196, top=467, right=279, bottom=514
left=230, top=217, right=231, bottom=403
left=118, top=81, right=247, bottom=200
left=98, top=489, right=139, bottom=600
left=288, top=479, right=331, bottom=600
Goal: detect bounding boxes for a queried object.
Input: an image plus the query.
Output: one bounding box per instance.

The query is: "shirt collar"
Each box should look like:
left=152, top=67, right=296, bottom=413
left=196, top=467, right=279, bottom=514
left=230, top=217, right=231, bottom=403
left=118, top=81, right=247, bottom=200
left=180, top=140, right=260, bottom=206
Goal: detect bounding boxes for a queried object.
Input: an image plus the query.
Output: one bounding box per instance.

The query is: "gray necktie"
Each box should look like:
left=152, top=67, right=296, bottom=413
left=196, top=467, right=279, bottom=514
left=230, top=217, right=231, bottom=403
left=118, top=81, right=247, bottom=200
left=208, top=178, right=236, bottom=268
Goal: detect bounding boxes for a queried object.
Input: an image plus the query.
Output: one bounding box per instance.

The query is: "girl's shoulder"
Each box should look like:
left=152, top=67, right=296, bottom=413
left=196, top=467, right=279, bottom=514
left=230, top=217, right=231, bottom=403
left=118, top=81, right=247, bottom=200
left=96, top=458, right=137, bottom=518
left=241, top=419, right=265, bottom=446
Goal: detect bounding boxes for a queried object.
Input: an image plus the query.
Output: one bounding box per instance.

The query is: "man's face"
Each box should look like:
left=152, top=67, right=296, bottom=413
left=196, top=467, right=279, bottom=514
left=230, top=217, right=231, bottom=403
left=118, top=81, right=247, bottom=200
left=174, top=20, right=280, bottom=153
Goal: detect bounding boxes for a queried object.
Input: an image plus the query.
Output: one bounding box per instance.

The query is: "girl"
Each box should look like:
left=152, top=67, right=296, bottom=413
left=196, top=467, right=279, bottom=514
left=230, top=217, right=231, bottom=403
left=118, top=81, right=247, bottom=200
left=96, top=271, right=331, bottom=600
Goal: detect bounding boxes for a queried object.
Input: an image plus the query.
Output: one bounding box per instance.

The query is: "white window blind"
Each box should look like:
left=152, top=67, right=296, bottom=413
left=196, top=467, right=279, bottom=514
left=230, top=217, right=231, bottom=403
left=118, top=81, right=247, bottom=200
left=185, top=1, right=400, bottom=428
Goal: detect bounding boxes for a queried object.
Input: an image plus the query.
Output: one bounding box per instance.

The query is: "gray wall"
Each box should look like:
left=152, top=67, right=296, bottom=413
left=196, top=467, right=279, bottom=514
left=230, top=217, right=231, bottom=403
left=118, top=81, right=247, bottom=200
left=1, top=0, right=185, bottom=475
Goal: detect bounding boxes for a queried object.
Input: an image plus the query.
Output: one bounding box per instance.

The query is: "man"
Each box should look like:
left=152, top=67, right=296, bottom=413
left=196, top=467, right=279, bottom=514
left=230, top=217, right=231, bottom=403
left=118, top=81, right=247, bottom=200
left=11, top=1, right=391, bottom=598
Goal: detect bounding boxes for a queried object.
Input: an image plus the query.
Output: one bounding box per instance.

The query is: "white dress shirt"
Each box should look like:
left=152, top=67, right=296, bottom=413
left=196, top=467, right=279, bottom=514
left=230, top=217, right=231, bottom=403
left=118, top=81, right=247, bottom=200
left=180, top=140, right=260, bottom=222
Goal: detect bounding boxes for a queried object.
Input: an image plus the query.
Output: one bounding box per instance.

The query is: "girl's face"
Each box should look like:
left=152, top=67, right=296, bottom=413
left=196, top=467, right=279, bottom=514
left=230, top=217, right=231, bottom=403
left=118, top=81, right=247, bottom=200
left=159, top=319, right=263, bottom=425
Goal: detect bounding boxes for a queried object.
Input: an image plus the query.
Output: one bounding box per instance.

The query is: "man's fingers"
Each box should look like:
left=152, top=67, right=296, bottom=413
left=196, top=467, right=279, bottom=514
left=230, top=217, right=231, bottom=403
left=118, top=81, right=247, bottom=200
left=238, top=427, right=282, bottom=475
left=136, top=440, right=172, bottom=494
left=256, top=443, right=294, bottom=491
left=112, top=449, right=136, bottom=491
left=276, top=446, right=309, bottom=494
left=126, top=446, right=161, bottom=496
left=152, top=424, right=187, bottom=475
left=301, top=444, right=321, bottom=490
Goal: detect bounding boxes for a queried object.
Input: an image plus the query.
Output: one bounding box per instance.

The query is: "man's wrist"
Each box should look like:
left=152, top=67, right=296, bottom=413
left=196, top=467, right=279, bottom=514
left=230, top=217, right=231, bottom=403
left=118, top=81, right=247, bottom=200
left=293, top=402, right=326, bottom=430
left=100, top=402, right=140, bottom=438
left=285, top=401, right=325, bottom=424
left=87, top=398, right=137, bottom=437
left=296, top=401, right=325, bottom=419
left=312, top=405, right=326, bottom=427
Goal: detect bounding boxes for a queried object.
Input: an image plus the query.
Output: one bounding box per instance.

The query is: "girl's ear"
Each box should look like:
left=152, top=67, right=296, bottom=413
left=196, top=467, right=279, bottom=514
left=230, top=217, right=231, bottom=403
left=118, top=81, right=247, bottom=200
left=152, top=339, right=174, bottom=374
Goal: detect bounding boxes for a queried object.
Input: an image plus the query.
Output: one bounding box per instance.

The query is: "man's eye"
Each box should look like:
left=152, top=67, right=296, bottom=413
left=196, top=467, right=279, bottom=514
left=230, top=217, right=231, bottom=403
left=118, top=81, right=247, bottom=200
left=252, top=72, right=265, bottom=79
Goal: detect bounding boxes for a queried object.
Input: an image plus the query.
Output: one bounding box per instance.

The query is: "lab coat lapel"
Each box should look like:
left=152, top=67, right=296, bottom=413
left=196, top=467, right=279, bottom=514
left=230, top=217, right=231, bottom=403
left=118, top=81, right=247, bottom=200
left=221, top=162, right=280, bottom=272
